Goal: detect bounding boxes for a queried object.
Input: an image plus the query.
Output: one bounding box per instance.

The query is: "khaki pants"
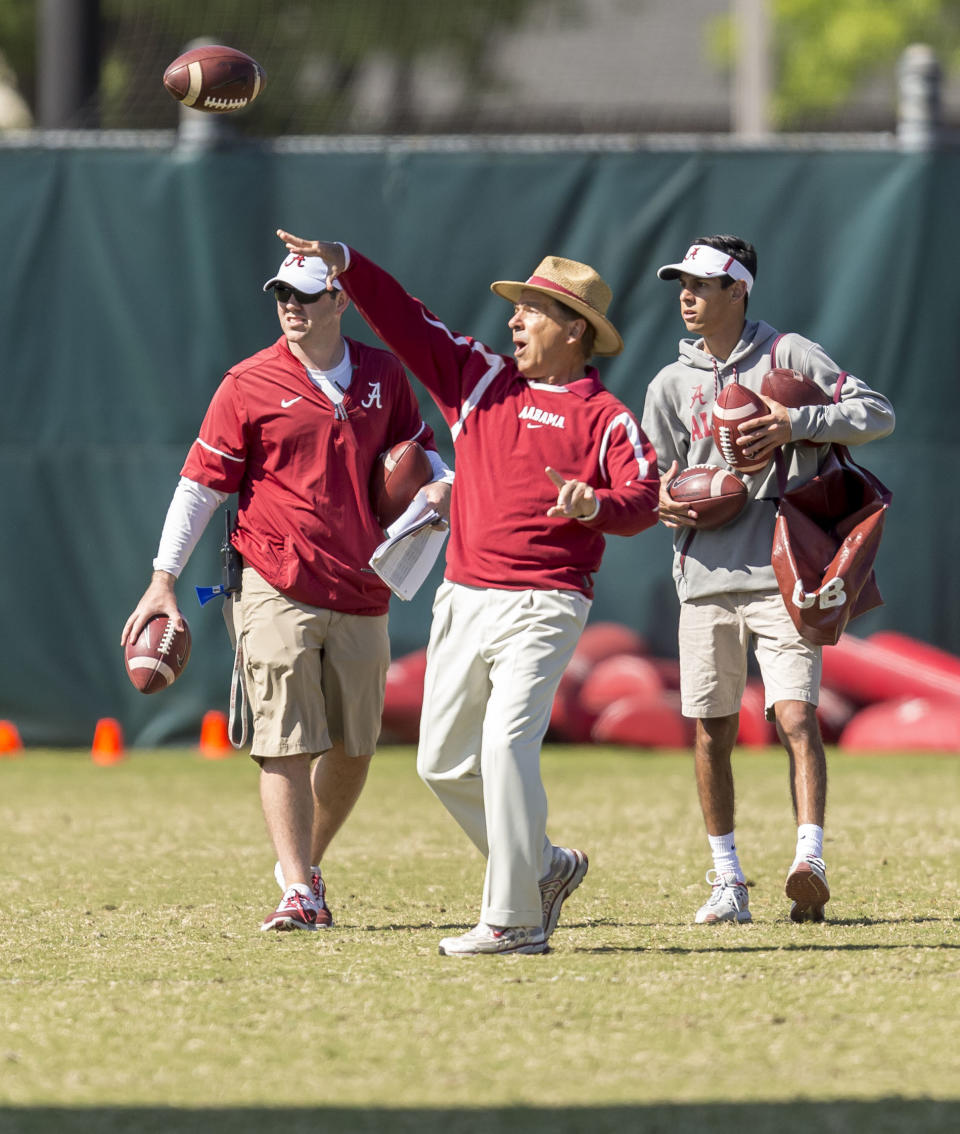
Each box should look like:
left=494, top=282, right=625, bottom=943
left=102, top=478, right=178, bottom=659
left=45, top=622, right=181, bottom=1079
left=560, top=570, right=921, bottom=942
left=417, top=580, right=591, bottom=927
left=230, top=567, right=389, bottom=759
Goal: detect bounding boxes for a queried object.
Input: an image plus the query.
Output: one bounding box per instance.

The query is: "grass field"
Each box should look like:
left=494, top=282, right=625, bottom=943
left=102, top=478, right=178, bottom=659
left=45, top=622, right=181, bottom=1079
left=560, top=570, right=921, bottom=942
left=0, top=746, right=957, bottom=1133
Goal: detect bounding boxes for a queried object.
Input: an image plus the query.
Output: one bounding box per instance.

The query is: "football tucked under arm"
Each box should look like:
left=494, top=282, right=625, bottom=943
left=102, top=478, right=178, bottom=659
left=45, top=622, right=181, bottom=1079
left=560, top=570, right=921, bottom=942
left=370, top=441, right=434, bottom=528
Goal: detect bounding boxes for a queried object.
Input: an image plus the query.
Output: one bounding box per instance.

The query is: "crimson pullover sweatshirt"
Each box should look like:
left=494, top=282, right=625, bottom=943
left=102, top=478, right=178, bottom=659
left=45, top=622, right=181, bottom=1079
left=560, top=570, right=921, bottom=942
left=340, top=249, right=660, bottom=599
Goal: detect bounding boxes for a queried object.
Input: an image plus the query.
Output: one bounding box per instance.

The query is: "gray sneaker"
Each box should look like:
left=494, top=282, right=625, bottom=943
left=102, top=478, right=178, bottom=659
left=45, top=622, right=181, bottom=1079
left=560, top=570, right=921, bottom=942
left=785, top=855, right=830, bottom=923
left=695, top=869, right=752, bottom=924
left=438, top=922, right=547, bottom=956
left=540, top=847, right=589, bottom=939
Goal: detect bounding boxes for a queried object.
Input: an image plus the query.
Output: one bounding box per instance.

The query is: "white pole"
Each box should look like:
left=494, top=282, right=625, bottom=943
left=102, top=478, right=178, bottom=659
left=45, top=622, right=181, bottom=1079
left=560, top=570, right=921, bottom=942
left=733, top=0, right=772, bottom=138
left=897, top=44, right=942, bottom=151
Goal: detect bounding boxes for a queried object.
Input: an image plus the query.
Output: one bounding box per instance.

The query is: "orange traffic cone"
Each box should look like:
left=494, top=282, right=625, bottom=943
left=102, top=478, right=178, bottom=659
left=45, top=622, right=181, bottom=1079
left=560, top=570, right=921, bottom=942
left=199, top=710, right=232, bottom=759
left=91, top=718, right=126, bottom=765
left=0, top=720, right=23, bottom=757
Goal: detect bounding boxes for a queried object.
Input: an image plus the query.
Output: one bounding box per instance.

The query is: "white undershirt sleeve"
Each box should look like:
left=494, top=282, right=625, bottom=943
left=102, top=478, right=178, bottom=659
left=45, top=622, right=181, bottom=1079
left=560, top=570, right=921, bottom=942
left=427, top=448, right=455, bottom=484
left=152, top=477, right=228, bottom=577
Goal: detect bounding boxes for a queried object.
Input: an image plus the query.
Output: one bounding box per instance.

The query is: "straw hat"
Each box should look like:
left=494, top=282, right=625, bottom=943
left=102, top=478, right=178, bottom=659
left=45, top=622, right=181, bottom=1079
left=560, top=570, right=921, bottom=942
left=491, top=255, right=623, bottom=357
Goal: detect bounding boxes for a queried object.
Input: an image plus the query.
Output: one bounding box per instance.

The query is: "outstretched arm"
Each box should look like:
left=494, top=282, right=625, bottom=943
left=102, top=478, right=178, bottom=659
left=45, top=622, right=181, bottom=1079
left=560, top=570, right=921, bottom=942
left=276, top=231, right=346, bottom=285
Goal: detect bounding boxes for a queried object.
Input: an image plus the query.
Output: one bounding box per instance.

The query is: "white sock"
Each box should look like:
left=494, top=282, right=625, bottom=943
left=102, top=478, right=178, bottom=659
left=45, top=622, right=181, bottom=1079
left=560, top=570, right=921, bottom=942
left=708, top=832, right=743, bottom=880
left=795, top=823, right=824, bottom=862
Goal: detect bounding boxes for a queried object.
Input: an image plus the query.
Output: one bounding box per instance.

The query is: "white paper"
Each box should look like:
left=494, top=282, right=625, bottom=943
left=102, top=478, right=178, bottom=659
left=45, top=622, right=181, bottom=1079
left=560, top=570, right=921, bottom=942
left=369, top=490, right=448, bottom=601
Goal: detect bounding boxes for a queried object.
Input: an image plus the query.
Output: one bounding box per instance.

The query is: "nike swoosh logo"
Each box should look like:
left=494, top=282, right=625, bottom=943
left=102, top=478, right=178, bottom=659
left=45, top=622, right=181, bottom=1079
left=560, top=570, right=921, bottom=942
left=281, top=397, right=303, bottom=408
left=526, top=423, right=544, bottom=429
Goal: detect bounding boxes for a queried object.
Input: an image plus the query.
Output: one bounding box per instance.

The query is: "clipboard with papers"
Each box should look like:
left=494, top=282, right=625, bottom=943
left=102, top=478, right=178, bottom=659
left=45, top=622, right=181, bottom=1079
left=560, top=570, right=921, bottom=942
left=369, top=490, right=448, bottom=601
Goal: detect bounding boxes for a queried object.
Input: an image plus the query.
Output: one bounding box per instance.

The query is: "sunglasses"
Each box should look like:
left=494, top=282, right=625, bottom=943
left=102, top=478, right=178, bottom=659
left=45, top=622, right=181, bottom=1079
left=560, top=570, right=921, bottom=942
left=273, top=283, right=327, bottom=305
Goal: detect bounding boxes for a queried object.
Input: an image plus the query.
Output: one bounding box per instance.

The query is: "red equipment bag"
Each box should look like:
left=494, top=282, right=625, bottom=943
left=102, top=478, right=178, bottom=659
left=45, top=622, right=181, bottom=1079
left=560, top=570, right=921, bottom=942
left=772, top=443, right=891, bottom=645
left=768, top=339, right=892, bottom=646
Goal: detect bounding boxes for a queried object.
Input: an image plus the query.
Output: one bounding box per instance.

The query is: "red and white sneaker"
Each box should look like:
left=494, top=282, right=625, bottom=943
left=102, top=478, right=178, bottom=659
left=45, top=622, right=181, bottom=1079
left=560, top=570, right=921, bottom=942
left=274, top=860, right=333, bottom=928
left=261, top=884, right=320, bottom=932
left=785, top=855, right=830, bottom=923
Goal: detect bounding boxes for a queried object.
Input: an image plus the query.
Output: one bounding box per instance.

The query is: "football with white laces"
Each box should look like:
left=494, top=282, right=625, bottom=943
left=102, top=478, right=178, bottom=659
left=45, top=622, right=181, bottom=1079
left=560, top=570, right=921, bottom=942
left=124, top=615, right=191, bottom=694
left=712, top=383, right=771, bottom=474
left=162, top=45, right=265, bottom=113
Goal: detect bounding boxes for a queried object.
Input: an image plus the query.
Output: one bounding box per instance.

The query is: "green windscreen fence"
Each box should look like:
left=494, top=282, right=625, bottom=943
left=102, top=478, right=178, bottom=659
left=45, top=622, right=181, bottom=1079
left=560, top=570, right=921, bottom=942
left=1, top=143, right=954, bottom=745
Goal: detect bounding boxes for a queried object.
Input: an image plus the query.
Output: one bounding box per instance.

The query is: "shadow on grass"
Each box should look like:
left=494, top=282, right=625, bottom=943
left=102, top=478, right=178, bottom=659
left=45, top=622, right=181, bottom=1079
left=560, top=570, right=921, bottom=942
left=564, top=916, right=960, bottom=929
left=1, top=1100, right=958, bottom=1134
left=580, top=942, right=960, bottom=955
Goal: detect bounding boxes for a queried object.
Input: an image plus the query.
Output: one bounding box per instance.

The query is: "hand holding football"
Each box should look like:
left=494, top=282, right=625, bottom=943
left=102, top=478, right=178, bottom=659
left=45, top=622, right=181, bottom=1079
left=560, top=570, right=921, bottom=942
left=712, top=383, right=772, bottom=474
left=760, top=368, right=831, bottom=448
left=668, top=465, right=747, bottom=530
left=760, top=368, right=831, bottom=408
left=124, top=615, right=191, bottom=694
left=163, top=45, right=265, bottom=113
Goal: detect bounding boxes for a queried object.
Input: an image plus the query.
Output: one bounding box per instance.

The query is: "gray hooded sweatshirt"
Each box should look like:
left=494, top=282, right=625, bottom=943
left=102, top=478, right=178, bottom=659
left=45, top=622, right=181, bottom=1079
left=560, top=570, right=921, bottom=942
left=641, top=319, right=895, bottom=603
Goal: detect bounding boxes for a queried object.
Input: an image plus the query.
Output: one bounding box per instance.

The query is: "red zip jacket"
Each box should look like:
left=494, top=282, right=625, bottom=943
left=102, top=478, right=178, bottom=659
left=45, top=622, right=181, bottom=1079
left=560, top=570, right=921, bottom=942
left=181, top=335, right=436, bottom=614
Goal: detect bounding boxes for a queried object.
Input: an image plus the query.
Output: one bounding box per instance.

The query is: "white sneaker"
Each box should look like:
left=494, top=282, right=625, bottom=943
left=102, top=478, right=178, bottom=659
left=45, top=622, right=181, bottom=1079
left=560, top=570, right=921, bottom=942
left=438, top=922, right=547, bottom=956
left=274, top=860, right=333, bottom=927
left=785, top=855, right=830, bottom=923
left=540, top=847, right=589, bottom=939
left=695, top=869, right=752, bottom=924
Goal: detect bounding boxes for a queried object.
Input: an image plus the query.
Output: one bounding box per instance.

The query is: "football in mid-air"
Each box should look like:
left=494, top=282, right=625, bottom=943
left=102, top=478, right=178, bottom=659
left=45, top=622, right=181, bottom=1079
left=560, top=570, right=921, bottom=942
left=162, top=45, right=265, bottom=113
left=124, top=615, right=191, bottom=694
left=712, top=383, right=771, bottom=474
left=760, top=367, right=832, bottom=408
left=668, top=464, right=747, bottom=530
left=370, top=441, right=433, bottom=528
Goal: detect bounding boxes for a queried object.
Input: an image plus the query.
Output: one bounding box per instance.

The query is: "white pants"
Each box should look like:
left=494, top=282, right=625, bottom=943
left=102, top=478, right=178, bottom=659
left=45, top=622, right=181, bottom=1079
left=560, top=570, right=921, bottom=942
left=417, top=581, right=591, bottom=927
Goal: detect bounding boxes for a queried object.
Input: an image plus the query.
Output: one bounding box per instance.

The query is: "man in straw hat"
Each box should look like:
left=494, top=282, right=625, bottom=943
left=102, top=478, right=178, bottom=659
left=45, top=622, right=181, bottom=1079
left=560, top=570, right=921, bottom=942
left=276, top=230, right=660, bottom=955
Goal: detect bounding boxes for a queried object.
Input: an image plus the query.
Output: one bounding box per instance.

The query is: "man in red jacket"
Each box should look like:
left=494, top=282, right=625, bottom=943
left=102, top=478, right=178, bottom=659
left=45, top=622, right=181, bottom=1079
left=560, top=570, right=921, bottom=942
left=276, top=231, right=660, bottom=955
left=122, top=252, right=450, bottom=933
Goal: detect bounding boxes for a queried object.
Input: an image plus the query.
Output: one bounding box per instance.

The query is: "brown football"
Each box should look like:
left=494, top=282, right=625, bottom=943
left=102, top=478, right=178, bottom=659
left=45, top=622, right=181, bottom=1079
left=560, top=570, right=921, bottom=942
left=124, top=615, right=191, bottom=695
left=162, top=45, right=265, bottom=113
left=668, top=464, right=747, bottom=530
left=760, top=368, right=831, bottom=448
left=760, top=368, right=831, bottom=408
left=370, top=441, right=433, bottom=528
left=711, top=382, right=771, bottom=474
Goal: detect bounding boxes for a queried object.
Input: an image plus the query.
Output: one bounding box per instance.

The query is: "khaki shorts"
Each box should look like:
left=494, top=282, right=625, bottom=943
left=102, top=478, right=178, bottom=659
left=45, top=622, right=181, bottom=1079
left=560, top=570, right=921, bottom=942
left=234, top=567, right=389, bottom=760
left=678, top=590, right=821, bottom=719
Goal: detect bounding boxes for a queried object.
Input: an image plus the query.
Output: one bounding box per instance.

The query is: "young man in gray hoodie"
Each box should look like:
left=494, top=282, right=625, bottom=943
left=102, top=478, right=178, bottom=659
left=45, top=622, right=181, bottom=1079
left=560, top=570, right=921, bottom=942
left=641, top=235, right=895, bottom=925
